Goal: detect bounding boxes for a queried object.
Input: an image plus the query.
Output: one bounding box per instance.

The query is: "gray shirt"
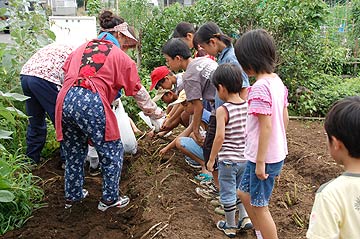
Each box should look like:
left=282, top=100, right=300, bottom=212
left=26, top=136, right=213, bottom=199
left=183, top=57, right=218, bottom=106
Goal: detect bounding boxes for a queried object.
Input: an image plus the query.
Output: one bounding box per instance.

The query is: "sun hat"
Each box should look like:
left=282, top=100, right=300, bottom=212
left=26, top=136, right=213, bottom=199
left=152, top=88, right=171, bottom=102
left=150, top=66, right=171, bottom=90
left=168, top=90, right=186, bottom=106
left=100, top=22, right=138, bottom=47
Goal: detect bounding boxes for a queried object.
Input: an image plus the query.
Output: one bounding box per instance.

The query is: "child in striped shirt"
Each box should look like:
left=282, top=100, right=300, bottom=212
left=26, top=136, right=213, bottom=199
left=207, top=63, right=252, bottom=238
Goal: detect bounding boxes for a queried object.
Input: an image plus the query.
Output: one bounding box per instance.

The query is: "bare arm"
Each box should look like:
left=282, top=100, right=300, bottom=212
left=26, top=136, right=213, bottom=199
left=283, top=107, right=289, bottom=130
left=161, top=104, right=185, bottom=131
left=159, top=121, right=193, bottom=155
left=240, top=87, right=248, bottom=101
left=255, top=114, right=272, bottom=180
left=207, top=107, right=226, bottom=172
left=191, top=99, right=204, bottom=145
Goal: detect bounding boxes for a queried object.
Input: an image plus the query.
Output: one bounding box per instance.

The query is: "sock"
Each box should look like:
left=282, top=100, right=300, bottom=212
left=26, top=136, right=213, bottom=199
left=223, top=203, right=237, bottom=228
left=255, top=230, right=263, bottom=239
left=89, top=157, right=99, bottom=169
left=237, top=199, right=248, bottom=220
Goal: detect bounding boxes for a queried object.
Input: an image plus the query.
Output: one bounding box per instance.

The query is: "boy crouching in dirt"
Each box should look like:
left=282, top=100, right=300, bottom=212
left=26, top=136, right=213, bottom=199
left=306, top=96, right=360, bottom=239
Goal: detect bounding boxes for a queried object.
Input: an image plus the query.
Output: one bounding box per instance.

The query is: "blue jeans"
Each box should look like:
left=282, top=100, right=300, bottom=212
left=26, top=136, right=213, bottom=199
left=240, top=160, right=284, bottom=207
left=62, top=87, right=124, bottom=202
left=218, top=160, right=247, bottom=205
left=179, top=137, right=204, bottom=161
left=20, top=75, right=65, bottom=163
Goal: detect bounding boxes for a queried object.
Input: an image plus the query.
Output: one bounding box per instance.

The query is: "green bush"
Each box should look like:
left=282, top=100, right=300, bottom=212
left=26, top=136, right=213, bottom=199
left=289, top=74, right=360, bottom=116
left=86, top=0, right=103, bottom=16
left=141, top=3, right=187, bottom=70
left=0, top=1, right=56, bottom=234
left=315, top=77, right=360, bottom=116
left=0, top=151, right=44, bottom=235
left=352, top=0, right=360, bottom=37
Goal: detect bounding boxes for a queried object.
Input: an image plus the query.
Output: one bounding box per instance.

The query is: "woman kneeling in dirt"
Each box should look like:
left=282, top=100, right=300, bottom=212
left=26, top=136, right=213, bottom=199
left=55, top=10, right=163, bottom=211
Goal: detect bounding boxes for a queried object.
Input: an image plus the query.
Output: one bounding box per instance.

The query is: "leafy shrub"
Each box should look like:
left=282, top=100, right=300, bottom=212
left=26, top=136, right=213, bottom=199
left=314, top=77, right=360, bottom=116
left=352, top=0, right=360, bottom=37
left=86, top=0, right=103, bottom=16
left=0, top=151, right=44, bottom=235
left=0, top=92, right=28, bottom=152
left=0, top=1, right=57, bottom=234
left=0, top=0, right=55, bottom=93
left=141, top=3, right=186, bottom=70
left=289, top=74, right=360, bottom=116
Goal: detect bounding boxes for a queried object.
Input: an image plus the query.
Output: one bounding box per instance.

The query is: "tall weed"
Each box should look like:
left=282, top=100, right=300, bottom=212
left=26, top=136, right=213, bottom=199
left=0, top=150, right=44, bottom=235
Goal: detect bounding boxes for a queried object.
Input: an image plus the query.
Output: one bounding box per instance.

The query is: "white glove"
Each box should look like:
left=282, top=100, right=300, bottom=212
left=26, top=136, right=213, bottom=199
left=150, top=117, right=165, bottom=132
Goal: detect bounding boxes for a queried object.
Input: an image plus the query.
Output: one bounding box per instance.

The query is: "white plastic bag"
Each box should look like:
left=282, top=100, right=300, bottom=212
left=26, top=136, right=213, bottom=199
left=113, top=98, right=137, bottom=154
left=138, top=111, right=165, bottom=132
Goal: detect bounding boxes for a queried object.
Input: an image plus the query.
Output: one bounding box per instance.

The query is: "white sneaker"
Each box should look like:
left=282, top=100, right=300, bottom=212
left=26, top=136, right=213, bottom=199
left=238, top=217, right=253, bottom=230
left=98, top=196, right=130, bottom=212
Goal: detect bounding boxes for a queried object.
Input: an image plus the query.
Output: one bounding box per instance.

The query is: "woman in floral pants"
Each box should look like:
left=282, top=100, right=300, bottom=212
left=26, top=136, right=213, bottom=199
left=55, top=11, right=163, bottom=211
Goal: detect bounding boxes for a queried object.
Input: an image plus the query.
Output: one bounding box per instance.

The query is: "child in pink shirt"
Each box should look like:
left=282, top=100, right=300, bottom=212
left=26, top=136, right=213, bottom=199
left=234, top=29, right=289, bottom=239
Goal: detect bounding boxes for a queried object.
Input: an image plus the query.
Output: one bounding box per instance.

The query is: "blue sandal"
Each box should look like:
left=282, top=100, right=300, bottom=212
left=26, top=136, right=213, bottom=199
left=195, top=173, right=213, bottom=182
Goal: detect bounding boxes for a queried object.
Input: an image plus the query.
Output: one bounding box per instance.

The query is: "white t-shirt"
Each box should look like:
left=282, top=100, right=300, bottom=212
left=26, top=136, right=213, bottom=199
left=175, top=73, right=184, bottom=94
left=306, top=172, right=360, bottom=239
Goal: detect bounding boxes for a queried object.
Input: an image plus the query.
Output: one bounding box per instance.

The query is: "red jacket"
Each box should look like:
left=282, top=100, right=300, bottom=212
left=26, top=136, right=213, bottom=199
left=55, top=40, right=141, bottom=141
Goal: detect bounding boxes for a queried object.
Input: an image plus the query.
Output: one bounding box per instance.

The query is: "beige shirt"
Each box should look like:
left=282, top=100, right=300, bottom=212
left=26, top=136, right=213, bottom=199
left=307, top=172, right=360, bottom=239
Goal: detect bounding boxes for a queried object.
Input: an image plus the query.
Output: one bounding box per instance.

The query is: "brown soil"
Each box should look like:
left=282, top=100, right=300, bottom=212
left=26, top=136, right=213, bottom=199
left=3, top=120, right=342, bottom=239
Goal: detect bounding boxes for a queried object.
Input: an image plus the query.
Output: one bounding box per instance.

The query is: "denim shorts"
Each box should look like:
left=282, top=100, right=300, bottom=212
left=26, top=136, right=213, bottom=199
left=179, top=137, right=204, bottom=161
left=239, top=160, right=284, bottom=207
left=218, top=160, right=247, bottom=205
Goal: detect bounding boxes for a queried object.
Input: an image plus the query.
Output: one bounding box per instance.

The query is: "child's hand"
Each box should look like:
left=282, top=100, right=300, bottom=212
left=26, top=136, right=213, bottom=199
left=146, top=129, right=155, bottom=138
left=255, top=162, right=269, bottom=180
left=207, top=160, right=215, bottom=172
left=159, top=147, right=168, bottom=156
left=194, top=131, right=205, bottom=146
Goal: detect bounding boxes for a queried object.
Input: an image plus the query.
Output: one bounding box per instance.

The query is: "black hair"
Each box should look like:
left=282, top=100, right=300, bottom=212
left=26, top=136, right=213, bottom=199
left=193, top=22, right=232, bottom=47
left=162, top=38, right=192, bottom=59
left=212, top=63, right=243, bottom=94
left=324, top=96, right=360, bottom=158
left=98, top=10, right=124, bottom=34
left=234, top=29, right=276, bottom=74
left=155, top=79, right=166, bottom=90
left=172, top=22, right=195, bottom=38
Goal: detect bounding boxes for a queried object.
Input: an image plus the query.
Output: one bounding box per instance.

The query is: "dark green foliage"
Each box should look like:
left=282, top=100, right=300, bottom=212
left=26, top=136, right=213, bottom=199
left=0, top=0, right=56, bottom=234
left=0, top=152, right=44, bottom=235
left=351, top=0, right=360, bottom=41
left=141, top=3, right=187, bottom=70
left=140, top=0, right=359, bottom=117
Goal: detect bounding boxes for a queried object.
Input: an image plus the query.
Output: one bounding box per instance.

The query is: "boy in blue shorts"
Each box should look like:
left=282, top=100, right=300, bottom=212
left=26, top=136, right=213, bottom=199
left=207, top=64, right=252, bottom=238
left=159, top=90, right=212, bottom=177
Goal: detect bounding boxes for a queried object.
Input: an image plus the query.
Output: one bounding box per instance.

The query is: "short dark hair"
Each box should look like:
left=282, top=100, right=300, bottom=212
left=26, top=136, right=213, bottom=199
left=172, top=22, right=195, bottom=38
left=155, top=78, right=166, bottom=90
left=325, top=96, right=360, bottom=158
left=212, top=63, right=243, bottom=94
left=162, top=38, right=192, bottom=59
left=234, top=29, right=276, bottom=74
left=193, top=22, right=232, bottom=47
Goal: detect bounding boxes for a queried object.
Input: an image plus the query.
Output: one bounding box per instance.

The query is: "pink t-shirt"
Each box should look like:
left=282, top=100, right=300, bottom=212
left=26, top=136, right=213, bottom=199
left=245, top=74, right=288, bottom=164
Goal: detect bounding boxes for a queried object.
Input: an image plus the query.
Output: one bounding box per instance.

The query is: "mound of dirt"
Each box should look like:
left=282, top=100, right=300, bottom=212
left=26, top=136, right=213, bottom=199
left=3, top=120, right=342, bottom=239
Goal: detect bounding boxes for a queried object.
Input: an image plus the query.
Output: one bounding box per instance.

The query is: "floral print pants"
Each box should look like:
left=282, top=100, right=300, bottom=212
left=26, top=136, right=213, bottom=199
left=62, top=87, right=123, bottom=202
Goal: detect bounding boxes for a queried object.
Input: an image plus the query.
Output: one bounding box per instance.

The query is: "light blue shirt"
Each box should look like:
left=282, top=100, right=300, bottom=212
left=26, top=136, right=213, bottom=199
left=215, top=46, right=250, bottom=109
